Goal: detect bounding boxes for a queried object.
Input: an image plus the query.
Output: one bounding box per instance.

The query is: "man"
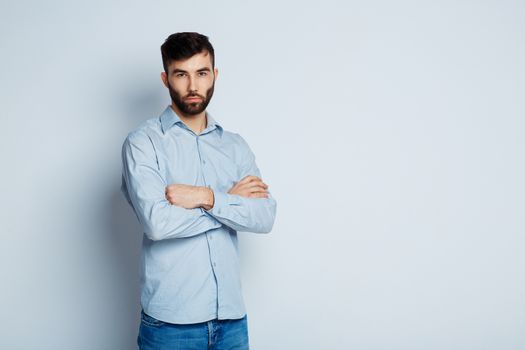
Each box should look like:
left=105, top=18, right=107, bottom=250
left=120, top=32, right=277, bottom=350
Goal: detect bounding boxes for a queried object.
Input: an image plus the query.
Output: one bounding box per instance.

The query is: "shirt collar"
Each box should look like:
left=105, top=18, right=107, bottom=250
left=160, top=105, right=223, bottom=136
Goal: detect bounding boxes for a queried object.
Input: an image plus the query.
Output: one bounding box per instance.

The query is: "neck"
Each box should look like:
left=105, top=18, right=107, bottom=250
left=170, top=103, right=207, bottom=135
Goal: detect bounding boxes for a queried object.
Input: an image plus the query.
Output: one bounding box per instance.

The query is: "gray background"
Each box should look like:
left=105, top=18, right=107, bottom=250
left=1, top=0, right=524, bottom=349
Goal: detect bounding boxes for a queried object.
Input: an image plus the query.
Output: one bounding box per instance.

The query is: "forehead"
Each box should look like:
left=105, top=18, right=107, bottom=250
left=167, top=51, right=213, bottom=72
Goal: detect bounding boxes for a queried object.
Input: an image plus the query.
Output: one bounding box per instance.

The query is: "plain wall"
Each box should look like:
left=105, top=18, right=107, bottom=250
left=1, top=0, right=524, bottom=349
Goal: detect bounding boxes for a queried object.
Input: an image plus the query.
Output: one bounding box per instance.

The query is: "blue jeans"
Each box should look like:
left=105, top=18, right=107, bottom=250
left=137, top=309, right=250, bottom=350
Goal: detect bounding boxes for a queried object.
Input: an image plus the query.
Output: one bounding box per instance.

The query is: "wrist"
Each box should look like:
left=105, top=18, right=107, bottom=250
left=200, top=186, right=214, bottom=210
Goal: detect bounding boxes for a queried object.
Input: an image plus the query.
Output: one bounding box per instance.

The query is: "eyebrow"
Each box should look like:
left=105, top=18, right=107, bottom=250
left=171, top=67, right=211, bottom=74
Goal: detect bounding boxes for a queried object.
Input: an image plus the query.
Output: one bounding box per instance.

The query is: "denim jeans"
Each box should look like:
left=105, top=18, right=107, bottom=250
left=137, top=309, right=250, bottom=350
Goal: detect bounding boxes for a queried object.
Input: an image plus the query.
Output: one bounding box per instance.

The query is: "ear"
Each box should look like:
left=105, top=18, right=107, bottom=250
left=160, top=71, right=169, bottom=88
left=214, top=67, right=219, bottom=82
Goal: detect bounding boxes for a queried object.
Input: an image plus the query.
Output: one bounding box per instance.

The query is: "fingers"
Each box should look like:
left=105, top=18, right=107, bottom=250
left=248, top=192, right=269, bottom=198
left=237, top=177, right=268, bottom=189
left=238, top=175, right=265, bottom=185
left=247, top=186, right=269, bottom=200
left=231, top=177, right=270, bottom=198
left=243, top=181, right=268, bottom=193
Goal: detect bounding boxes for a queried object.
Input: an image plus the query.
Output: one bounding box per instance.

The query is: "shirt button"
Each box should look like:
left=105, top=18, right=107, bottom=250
left=213, top=262, right=216, bottom=267
left=202, top=159, right=206, bottom=164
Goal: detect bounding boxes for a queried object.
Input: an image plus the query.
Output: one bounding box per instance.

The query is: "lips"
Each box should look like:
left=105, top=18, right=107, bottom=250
left=186, top=96, right=202, bottom=102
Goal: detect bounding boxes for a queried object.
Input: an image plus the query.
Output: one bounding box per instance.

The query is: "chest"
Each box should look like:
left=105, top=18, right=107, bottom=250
left=155, top=133, right=242, bottom=192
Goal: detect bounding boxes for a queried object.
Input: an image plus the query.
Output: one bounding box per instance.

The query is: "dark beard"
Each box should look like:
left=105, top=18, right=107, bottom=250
left=168, top=81, right=215, bottom=115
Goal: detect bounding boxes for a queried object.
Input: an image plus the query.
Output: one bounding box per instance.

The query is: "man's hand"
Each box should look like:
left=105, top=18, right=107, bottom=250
left=228, top=175, right=269, bottom=199
left=165, top=184, right=213, bottom=209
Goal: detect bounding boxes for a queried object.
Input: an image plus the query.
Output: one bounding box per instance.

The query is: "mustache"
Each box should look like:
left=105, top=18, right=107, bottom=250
left=186, top=93, right=204, bottom=99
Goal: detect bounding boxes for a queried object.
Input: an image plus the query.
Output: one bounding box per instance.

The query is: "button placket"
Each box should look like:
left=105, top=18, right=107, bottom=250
left=195, top=135, right=208, bottom=187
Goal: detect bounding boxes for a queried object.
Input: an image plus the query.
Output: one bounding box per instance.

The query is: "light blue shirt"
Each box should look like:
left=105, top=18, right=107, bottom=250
left=120, top=105, right=277, bottom=324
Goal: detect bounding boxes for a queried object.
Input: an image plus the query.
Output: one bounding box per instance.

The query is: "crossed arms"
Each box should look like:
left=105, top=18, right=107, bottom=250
left=121, top=131, right=277, bottom=241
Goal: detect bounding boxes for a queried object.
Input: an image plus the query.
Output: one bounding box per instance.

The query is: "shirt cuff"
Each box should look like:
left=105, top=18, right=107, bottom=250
left=204, top=188, right=242, bottom=218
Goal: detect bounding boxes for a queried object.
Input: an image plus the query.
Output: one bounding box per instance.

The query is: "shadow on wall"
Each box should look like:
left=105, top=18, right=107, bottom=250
left=106, top=75, right=166, bottom=346
left=107, top=189, right=143, bottom=343
left=118, top=73, right=167, bottom=130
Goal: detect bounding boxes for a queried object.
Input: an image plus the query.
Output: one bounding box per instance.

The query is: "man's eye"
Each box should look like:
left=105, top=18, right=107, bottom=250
left=175, top=73, right=186, bottom=77
left=199, top=72, right=208, bottom=76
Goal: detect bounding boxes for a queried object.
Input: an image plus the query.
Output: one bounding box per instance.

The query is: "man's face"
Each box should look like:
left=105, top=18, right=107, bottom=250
left=162, top=51, right=218, bottom=116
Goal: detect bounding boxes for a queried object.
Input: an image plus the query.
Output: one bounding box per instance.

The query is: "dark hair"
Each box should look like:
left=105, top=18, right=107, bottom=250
left=161, top=32, right=215, bottom=73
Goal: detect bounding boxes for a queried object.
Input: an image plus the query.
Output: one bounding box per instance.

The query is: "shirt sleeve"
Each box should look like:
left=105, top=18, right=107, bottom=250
left=204, top=135, right=277, bottom=233
left=121, top=131, right=221, bottom=241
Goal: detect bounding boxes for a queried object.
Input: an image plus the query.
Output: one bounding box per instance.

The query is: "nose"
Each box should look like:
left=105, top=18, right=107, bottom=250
left=188, top=76, right=197, bottom=93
